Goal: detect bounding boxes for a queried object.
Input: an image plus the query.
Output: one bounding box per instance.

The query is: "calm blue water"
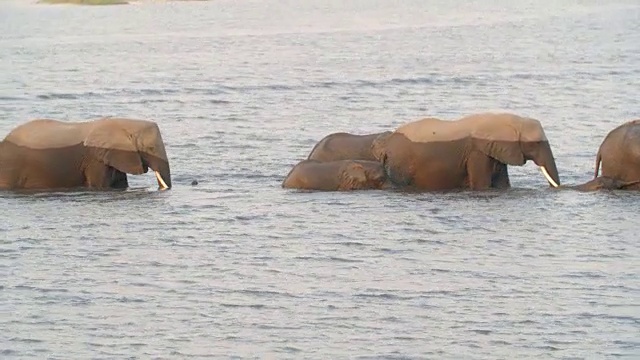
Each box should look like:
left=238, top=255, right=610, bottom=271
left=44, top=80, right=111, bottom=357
left=1, top=0, right=639, bottom=358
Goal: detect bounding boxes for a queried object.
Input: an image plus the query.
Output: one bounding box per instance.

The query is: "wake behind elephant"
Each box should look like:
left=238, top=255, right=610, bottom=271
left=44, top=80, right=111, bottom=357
left=371, top=112, right=561, bottom=191
left=282, top=159, right=391, bottom=191
left=593, top=119, right=640, bottom=190
left=307, top=131, right=392, bottom=162
left=0, top=117, right=171, bottom=191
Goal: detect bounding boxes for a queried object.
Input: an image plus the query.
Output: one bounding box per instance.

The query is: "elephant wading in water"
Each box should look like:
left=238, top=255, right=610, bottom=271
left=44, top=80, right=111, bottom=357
left=593, top=119, right=640, bottom=190
left=372, top=113, right=561, bottom=191
left=307, top=131, right=392, bottom=162
left=0, top=117, right=171, bottom=191
left=282, top=159, right=391, bottom=191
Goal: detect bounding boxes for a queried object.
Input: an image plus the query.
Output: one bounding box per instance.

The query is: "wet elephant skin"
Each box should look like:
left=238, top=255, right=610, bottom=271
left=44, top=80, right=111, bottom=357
left=380, top=134, right=555, bottom=191
left=0, top=141, right=169, bottom=190
left=379, top=136, right=504, bottom=190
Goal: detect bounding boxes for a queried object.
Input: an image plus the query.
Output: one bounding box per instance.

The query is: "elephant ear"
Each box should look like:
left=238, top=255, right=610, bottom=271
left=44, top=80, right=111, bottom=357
left=84, top=126, right=145, bottom=175
left=370, top=132, right=392, bottom=162
left=472, top=124, right=525, bottom=166
left=342, top=163, right=368, bottom=190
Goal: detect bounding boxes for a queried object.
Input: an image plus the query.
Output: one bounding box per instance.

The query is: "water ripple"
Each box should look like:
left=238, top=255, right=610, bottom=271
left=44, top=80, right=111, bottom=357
left=1, top=1, right=639, bottom=359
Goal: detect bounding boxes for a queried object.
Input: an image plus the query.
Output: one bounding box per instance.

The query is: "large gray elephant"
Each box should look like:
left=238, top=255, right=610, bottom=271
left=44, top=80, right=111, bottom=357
left=593, top=119, right=640, bottom=190
left=0, top=117, right=171, bottom=190
left=371, top=113, right=561, bottom=191
left=282, top=159, right=391, bottom=191
left=307, top=131, right=392, bottom=162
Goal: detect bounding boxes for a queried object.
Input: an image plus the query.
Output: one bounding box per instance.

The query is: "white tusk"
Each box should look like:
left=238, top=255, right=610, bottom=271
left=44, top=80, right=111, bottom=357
left=540, top=166, right=559, bottom=188
left=155, top=171, right=169, bottom=190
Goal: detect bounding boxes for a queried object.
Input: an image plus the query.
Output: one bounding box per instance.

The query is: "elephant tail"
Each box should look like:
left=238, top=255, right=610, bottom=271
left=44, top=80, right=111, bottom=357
left=594, top=150, right=602, bottom=178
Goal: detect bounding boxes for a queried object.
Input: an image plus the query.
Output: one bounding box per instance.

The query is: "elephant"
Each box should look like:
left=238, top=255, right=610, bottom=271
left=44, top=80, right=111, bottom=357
left=371, top=112, right=561, bottom=191
left=593, top=119, right=640, bottom=190
left=306, top=131, right=392, bottom=162
left=282, top=159, right=391, bottom=191
left=0, top=117, right=171, bottom=191
left=561, top=176, right=640, bottom=192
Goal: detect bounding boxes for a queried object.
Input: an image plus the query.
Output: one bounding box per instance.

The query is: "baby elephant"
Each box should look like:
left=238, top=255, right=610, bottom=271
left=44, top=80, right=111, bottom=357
left=307, top=131, right=392, bottom=162
left=565, top=176, right=640, bottom=192
left=282, top=159, right=391, bottom=191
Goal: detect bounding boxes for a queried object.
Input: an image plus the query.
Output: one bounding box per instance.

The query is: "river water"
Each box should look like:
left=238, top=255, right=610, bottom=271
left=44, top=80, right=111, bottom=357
left=1, top=0, right=639, bottom=358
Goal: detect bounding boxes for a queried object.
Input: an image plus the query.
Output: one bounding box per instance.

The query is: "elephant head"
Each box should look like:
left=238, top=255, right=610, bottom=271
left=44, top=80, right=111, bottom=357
left=339, top=160, right=390, bottom=190
left=370, top=131, right=393, bottom=164
left=84, top=118, right=172, bottom=189
left=468, top=113, right=561, bottom=187
left=282, top=159, right=390, bottom=191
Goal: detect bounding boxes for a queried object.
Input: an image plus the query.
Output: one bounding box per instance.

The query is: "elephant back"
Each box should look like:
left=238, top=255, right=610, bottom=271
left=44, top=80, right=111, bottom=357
left=461, top=113, right=547, bottom=143
left=394, top=117, right=460, bottom=143
left=395, top=113, right=548, bottom=144
left=598, top=119, right=640, bottom=179
left=4, top=119, right=90, bottom=149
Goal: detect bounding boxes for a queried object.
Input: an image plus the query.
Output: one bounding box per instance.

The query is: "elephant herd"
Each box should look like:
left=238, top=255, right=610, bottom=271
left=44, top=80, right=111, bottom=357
left=282, top=112, right=640, bottom=192
left=0, top=113, right=638, bottom=193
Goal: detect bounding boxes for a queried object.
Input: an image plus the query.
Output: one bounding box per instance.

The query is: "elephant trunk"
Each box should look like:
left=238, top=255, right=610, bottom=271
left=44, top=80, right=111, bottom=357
left=155, top=161, right=171, bottom=190
left=532, top=141, right=560, bottom=187
left=562, top=177, right=640, bottom=192
left=144, top=154, right=172, bottom=189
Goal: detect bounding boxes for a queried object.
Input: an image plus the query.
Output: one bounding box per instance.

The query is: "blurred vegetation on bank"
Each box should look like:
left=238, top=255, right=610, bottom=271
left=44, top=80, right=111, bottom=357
left=40, top=0, right=129, bottom=5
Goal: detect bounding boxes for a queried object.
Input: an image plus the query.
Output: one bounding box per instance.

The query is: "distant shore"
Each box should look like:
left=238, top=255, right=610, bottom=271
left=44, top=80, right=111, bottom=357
left=39, top=0, right=128, bottom=4
left=38, top=0, right=208, bottom=5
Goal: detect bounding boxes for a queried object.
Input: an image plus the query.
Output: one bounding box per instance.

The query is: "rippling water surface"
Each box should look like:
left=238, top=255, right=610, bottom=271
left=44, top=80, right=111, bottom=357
left=1, top=0, right=639, bottom=358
